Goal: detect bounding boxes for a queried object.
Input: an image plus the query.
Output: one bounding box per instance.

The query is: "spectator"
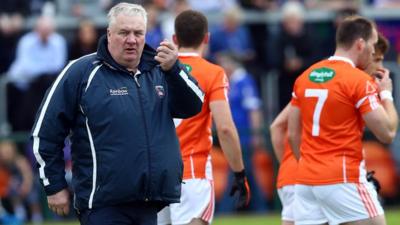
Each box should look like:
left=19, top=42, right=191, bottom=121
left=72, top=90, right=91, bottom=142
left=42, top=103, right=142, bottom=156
left=187, top=0, right=237, bottom=13
left=304, top=0, right=360, bottom=10
left=209, top=7, right=255, bottom=64
left=237, top=0, right=272, bottom=81
left=160, top=0, right=190, bottom=41
left=217, top=53, right=268, bottom=213
left=274, top=1, right=317, bottom=110
left=6, top=15, right=67, bottom=131
left=0, top=0, right=29, bottom=74
left=69, top=20, right=98, bottom=60
left=0, top=140, right=36, bottom=225
left=144, top=3, right=164, bottom=49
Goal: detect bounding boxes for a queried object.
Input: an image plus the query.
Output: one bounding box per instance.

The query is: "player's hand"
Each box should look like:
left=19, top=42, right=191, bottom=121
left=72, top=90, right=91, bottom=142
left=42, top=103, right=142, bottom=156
left=374, top=68, right=392, bottom=93
left=155, top=39, right=178, bottom=71
left=285, top=57, right=303, bottom=72
left=229, top=170, right=251, bottom=209
left=367, top=171, right=381, bottom=194
left=47, top=188, right=70, bottom=216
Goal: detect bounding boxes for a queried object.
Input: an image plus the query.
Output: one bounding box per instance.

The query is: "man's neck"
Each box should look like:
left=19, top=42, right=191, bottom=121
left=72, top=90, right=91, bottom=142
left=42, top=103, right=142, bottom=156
left=178, top=46, right=203, bottom=56
left=334, top=48, right=357, bottom=66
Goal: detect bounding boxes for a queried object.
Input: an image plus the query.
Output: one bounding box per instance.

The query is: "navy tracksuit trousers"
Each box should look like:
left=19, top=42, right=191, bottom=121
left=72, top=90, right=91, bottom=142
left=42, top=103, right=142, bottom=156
left=77, top=202, right=161, bottom=225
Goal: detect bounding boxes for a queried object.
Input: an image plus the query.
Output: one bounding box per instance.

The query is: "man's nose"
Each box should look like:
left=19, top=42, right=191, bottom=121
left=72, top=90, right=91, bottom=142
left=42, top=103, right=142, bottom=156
left=126, top=33, right=136, bottom=43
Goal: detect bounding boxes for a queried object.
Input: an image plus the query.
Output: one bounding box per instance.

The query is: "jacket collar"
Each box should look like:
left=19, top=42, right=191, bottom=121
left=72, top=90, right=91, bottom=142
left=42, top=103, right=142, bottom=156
left=96, top=35, right=159, bottom=72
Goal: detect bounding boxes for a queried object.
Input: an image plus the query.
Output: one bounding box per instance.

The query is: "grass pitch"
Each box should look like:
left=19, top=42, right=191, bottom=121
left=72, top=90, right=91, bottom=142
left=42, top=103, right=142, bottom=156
left=27, top=207, right=400, bottom=225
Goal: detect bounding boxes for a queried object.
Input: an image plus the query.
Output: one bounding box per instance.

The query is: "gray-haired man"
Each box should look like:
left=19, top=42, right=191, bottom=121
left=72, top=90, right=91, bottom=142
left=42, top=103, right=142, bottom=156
left=32, top=3, right=204, bottom=225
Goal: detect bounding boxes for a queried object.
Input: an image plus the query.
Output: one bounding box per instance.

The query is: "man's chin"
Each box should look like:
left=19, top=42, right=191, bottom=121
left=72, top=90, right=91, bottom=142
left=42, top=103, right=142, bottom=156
left=122, top=57, right=139, bottom=68
left=124, top=56, right=138, bottom=63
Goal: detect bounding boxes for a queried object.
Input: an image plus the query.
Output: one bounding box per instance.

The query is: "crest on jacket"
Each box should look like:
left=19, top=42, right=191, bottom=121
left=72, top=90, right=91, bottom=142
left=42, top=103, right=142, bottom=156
left=155, top=85, right=165, bottom=98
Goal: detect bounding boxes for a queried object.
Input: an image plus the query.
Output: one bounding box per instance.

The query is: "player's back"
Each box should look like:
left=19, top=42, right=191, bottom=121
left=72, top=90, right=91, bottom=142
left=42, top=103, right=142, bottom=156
left=292, top=56, right=380, bottom=185
left=176, top=53, right=228, bottom=179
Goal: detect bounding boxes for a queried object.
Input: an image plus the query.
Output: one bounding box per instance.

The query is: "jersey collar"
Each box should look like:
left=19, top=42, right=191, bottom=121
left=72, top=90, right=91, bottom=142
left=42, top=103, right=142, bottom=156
left=328, top=56, right=355, bottom=68
left=178, top=52, right=200, bottom=57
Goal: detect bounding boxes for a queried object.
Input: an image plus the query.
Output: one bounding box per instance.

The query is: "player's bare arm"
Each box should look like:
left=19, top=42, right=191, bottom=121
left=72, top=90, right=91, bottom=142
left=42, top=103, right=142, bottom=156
left=210, top=100, right=244, bottom=171
left=270, top=103, right=290, bottom=163
left=363, top=68, right=398, bottom=143
left=287, top=105, right=301, bottom=160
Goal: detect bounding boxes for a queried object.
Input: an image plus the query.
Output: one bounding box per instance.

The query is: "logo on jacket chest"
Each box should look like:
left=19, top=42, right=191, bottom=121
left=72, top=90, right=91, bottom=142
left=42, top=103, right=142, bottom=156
left=155, top=85, right=165, bottom=98
left=110, top=87, right=129, bottom=96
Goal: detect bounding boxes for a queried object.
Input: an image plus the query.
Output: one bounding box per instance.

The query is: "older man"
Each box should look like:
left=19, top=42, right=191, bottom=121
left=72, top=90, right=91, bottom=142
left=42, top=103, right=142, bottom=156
left=32, top=3, right=203, bottom=225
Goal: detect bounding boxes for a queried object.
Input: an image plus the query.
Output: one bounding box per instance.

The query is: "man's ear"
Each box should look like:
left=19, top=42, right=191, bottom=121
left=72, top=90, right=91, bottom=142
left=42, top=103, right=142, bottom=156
left=356, top=38, right=365, bottom=51
left=203, top=32, right=210, bottom=44
left=172, top=34, right=178, bottom=45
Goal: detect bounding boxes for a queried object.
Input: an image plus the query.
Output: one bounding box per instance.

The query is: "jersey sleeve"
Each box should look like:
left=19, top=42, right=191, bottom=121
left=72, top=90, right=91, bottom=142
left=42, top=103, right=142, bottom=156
left=353, top=76, right=380, bottom=115
left=209, top=68, right=229, bottom=102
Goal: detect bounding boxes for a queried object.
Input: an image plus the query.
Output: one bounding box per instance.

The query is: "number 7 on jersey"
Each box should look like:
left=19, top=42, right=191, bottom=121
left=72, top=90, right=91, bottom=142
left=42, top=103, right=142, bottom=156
left=305, top=89, right=328, bottom=136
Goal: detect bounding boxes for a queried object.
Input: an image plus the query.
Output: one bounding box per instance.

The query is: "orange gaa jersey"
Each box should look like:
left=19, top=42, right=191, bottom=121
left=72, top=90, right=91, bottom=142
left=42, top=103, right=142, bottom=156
left=276, top=137, right=298, bottom=188
left=175, top=53, right=229, bottom=179
left=291, top=56, right=381, bottom=185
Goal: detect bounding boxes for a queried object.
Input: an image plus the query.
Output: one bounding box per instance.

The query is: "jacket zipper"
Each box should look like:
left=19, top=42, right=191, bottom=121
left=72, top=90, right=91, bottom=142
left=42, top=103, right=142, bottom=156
left=132, top=72, right=151, bottom=201
left=134, top=73, right=141, bottom=87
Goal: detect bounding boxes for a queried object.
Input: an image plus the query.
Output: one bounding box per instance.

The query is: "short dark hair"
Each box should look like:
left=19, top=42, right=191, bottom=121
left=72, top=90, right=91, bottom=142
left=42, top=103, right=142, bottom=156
left=375, top=33, right=390, bottom=55
left=336, top=16, right=375, bottom=49
left=174, top=10, right=208, bottom=48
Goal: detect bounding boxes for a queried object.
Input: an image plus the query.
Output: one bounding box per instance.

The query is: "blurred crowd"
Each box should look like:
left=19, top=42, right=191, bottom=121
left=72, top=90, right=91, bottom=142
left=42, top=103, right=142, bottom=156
left=1, top=0, right=400, bottom=224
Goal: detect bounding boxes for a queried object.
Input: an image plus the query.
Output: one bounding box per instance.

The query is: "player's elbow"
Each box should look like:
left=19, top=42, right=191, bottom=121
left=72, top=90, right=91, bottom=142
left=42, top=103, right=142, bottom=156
left=216, top=123, right=235, bottom=138
left=270, top=121, right=284, bottom=138
left=269, top=122, right=277, bottom=134
left=376, top=131, right=396, bottom=144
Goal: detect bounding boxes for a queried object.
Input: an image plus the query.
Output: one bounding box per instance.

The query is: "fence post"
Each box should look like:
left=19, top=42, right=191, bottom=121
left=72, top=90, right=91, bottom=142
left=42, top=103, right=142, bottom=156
left=0, top=75, right=11, bottom=137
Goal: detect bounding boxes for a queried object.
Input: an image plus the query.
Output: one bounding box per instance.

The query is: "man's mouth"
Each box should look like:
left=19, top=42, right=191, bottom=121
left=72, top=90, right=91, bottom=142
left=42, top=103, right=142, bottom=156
left=125, top=48, right=136, bottom=54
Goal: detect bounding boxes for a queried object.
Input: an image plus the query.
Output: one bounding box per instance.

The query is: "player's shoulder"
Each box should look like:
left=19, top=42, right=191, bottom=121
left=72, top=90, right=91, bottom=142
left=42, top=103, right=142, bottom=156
left=300, top=58, right=368, bottom=81
left=353, top=67, right=371, bottom=79
left=185, top=57, right=225, bottom=77
left=198, top=57, right=225, bottom=74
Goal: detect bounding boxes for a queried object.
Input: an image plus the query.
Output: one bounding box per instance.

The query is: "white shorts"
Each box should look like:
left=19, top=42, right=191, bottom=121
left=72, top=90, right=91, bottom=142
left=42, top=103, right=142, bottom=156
left=294, top=182, right=384, bottom=225
left=277, top=185, right=296, bottom=222
left=157, top=179, right=215, bottom=225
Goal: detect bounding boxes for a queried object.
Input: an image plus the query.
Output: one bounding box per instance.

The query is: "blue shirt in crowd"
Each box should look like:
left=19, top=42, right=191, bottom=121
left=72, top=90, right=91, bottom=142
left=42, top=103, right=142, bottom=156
left=7, top=31, right=67, bottom=90
left=228, top=68, right=261, bottom=146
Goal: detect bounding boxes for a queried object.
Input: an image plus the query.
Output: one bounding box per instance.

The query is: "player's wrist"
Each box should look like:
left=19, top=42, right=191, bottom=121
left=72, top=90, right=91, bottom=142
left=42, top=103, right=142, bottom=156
left=234, top=169, right=246, bottom=179
left=379, top=90, right=393, bottom=102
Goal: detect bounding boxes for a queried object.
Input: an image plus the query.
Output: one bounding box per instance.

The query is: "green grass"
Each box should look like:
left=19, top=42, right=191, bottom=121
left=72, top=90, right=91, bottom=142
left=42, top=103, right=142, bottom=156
left=28, top=207, right=400, bottom=225
left=213, top=213, right=280, bottom=225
